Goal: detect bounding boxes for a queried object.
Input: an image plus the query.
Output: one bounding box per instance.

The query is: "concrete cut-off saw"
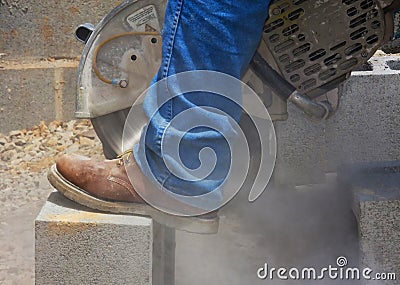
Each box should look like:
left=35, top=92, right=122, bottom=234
left=73, top=0, right=400, bottom=158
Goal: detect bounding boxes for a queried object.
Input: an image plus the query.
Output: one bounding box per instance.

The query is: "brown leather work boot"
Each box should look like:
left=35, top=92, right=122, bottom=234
left=47, top=150, right=219, bottom=234
left=55, top=151, right=144, bottom=203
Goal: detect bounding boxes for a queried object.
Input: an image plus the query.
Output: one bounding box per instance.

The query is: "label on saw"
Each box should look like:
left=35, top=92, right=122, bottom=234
left=126, top=5, right=161, bottom=33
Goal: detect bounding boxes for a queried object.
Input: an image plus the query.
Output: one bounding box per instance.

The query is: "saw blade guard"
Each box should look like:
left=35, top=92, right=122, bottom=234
left=75, top=0, right=166, bottom=119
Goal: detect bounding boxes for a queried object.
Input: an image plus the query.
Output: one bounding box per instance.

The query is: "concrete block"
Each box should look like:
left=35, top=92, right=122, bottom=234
left=358, top=200, right=400, bottom=241
left=0, top=1, right=119, bottom=59
left=0, top=0, right=119, bottom=132
left=59, top=64, right=79, bottom=122
left=338, top=161, right=400, bottom=235
left=360, top=239, right=400, bottom=276
left=338, top=161, right=400, bottom=285
left=0, top=60, right=78, bottom=133
left=0, top=68, right=55, bottom=132
left=35, top=191, right=175, bottom=285
left=274, top=56, right=400, bottom=185
left=356, top=198, right=400, bottom=283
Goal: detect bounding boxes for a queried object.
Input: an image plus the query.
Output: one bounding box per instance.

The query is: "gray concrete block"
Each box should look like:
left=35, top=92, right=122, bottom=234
left=35, top=191, right=175, bottom=285
left=340, top=161, right=400, bottom=239
left=358, top=200, right=400, bottom=241
left=356, top=199, right=400, bottom=283
left=0, top=1, right=119, bottom=59
left=59, top=64, right=80, bottom=121
left=0, top=68, right=55, bottom=132
left=360, top=240, right=400, bottom=285
left=0, top=61, right=77, bottom=133
left=153, top=223, right=176, bottom=285
left=338, top=162, right=400, bottom=285
left=274, top=56, right=400, bottom=185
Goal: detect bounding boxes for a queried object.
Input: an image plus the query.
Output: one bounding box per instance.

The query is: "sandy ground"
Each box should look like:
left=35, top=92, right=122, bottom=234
left=0, top=120, right=361, bottom=285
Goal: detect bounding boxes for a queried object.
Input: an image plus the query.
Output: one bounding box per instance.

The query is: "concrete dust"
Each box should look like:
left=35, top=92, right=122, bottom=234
left=176, top=182, right=360, bottom=285
left=175, top=115, right=360, bottom=285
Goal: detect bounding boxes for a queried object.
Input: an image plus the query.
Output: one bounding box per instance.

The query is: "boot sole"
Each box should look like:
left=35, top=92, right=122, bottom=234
left=47, top=164, right=219, bottom=234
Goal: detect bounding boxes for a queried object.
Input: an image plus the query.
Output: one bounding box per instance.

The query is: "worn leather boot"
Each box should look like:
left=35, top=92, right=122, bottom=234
left=48, top=150, right=219, bottom=234
left=55, top=151, right=144, bottom=203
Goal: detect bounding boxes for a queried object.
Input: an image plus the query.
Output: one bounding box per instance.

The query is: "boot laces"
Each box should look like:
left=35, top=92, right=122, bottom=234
left=116, top=149, right=133, bottom=167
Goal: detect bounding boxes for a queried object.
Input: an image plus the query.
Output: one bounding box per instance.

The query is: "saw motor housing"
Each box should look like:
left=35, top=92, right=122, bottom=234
left=262, top=0, right=394, bottom=99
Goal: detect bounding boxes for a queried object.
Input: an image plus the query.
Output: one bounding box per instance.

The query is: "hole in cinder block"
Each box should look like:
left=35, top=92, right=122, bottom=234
left=386, top=60, right=400, bottom=70
left=354, top=61, right=373, bottom=71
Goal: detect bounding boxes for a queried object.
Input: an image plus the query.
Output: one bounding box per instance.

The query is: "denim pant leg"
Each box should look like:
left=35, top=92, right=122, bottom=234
left=134, top=0, right=271, bottom=196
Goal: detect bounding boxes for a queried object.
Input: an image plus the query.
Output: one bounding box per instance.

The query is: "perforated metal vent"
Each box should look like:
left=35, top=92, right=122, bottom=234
left=263, top=0, right=386, bottom=98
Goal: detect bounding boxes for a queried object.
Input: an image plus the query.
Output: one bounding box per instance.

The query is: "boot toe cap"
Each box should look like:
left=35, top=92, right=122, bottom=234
left=56, top=154, right=89, bottom=185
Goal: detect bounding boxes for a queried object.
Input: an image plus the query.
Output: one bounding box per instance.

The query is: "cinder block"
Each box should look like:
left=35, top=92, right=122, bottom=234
left=360, top=239, right=400, bottom=275
left=0, top=63, right=77, bottom=133
left=0, top=1, right=119, bottom=59
left=274, top=56, right=400, bottom=185
left=35, top=191, right=175, bottom=285
left=356, top=199, right=400, bottom=284
left=358, top=200, right=400, bottom=241
left=338, top=161, right=400, bottom=285
left=356, top=200, right=400, bottom=284
left=0, top=0, right=118, bottom=132
left=58, top=64, right=79, bottom=122
left=0, top=68, right=55, bottom=132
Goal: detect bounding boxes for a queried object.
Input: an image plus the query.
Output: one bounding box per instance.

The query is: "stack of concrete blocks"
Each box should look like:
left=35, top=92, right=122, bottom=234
left=274, top=56, right=400, bottom=186
left=35, top=191, right=175, bottom=285
left=339, top=161, right=400, bottom=285
left=0, top=1, right=120, bottom=133
left=277, top=56, right=400, bottom=282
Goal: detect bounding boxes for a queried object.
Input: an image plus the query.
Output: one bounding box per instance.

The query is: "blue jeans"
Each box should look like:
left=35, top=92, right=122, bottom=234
left=134, top=0, right=271, bottom=196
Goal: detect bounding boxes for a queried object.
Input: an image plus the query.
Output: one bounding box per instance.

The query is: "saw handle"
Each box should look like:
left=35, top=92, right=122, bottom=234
left=249, top=52, right=296, bottom=101
left=249, top=52, right=331, bottom=120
